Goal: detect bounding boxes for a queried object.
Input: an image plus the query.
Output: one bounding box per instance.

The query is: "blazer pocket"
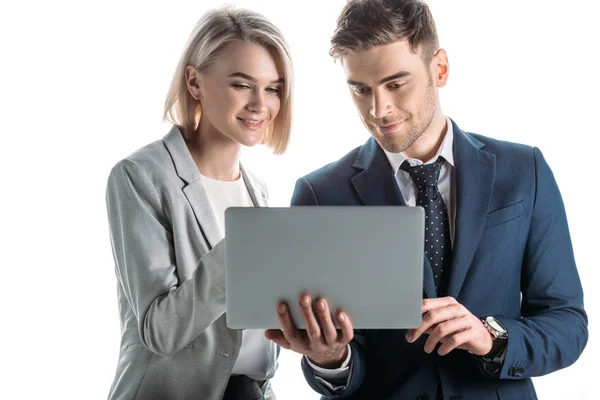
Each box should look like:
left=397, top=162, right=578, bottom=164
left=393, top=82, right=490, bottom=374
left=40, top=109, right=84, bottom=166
left=124, top=342, right=145, bottom=351
left=184, top=340, right=195, bottom=349
left=484, top=201, right=524, bottom=229
left=124, top=341, right=195, bottom=352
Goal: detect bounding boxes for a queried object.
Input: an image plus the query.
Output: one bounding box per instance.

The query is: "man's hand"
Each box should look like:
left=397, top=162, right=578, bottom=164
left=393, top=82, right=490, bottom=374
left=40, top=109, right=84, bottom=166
left=265, top=295, right=354, bottom=369
left=406, top=297, right=493, bottom=356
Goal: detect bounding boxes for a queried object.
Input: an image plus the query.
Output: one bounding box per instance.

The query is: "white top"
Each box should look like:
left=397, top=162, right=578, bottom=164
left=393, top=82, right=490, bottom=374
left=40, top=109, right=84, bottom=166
left=308, top=117, right=456, bottom=389
left=200, top=173, right=278, bottom=380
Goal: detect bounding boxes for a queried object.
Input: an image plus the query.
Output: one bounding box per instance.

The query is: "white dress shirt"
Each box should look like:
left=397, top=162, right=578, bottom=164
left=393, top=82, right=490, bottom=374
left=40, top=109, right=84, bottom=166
left=383, top=118, right=456, bottom=245
left=201, top=173, right=278, bottom=380
left=307, top=117, right=456, bottom=389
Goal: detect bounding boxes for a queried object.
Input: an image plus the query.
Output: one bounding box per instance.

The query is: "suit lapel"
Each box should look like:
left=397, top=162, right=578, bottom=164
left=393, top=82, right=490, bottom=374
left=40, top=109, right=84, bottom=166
left=446, top=122, right=496, bottom=298
left=351, top=138, right=406, bottom=206
left=421, top=258, right=436, bottom=299
left=351, top=138, right=437, bottom=299
left=161, top=127, right=220, bottom=249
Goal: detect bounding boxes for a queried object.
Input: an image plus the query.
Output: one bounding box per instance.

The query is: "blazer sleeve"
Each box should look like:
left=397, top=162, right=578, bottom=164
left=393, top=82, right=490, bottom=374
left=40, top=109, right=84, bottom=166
left=292, top=177, right=367, bottom=398
left=106, top=159, right=227, bottom=356
left=498, top=147, right=588, bottom=379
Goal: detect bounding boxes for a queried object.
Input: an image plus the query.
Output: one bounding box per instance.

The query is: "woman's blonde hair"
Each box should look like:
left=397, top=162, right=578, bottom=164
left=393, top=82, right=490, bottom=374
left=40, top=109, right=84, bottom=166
left=164, top=6, right=293, bottom=155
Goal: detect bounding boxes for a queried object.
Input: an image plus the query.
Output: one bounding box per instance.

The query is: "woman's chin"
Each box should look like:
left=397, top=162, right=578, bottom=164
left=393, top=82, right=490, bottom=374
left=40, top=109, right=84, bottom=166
left=238, top=133, right=264, bottom=148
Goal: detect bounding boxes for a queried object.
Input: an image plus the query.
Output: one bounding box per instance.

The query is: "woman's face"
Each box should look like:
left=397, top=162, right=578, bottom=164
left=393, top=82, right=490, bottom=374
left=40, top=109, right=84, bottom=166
left=192, top=41, right=284, bottom=147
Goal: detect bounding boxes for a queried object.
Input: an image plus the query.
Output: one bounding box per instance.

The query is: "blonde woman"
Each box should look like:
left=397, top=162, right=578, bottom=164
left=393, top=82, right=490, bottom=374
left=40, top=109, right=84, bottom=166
left=105, top=7, right=293, bottom=400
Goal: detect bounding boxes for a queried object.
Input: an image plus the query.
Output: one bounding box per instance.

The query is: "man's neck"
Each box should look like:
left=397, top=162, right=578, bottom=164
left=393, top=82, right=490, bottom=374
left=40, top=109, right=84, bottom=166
left=403, top=114, right=448, bottom=162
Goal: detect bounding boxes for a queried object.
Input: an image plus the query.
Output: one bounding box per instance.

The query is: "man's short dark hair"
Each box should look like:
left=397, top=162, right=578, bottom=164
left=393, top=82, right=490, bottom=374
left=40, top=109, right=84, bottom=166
left=331, top=0, right=439, bottom=64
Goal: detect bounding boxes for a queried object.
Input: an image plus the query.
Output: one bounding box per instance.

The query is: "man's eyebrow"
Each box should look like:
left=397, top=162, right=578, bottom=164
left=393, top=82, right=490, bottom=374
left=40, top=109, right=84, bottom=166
left=379, top=71, right=410, bottom=84
left=346, top=71, right=411, bottom=87
left=228, top=72, right=284, bottom=84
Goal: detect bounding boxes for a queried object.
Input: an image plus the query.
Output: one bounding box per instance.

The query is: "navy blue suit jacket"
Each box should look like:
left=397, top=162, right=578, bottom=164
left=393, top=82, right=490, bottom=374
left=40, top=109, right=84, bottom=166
left=296, top=120, right=587, bottom=400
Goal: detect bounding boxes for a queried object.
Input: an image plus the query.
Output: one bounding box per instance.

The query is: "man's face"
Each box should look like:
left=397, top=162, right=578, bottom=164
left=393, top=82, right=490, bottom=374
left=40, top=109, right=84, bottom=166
left=342, top=40, right=446, bottom=154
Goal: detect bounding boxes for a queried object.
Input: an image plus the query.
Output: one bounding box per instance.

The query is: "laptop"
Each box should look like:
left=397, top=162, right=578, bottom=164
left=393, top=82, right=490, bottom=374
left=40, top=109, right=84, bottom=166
left=225, top=206, right=424, bottom=329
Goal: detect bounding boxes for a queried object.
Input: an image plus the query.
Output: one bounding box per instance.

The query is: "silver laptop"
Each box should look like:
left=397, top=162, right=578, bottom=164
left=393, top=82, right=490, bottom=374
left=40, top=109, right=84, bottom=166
left=225, top=206, right=424, bottom=329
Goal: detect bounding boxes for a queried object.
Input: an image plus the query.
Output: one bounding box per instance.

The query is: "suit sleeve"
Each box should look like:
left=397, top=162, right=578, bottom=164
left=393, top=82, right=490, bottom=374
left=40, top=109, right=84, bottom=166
left=292, top=177, right=367, bottom=398
left=106, top=159, right=227, bottom=356
left=290, top=177, right=319, bottom=206
left=498, top=147, right=588, bottom=379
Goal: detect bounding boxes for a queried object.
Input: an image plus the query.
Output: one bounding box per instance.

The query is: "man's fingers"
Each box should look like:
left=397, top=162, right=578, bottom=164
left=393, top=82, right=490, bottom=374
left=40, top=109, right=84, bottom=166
left=299, top=296, right=324, bottom=344
left=437, top=329, right=471, bottom=356
left=276, top=302, right=305, bottom=348
left=264, top=329, right=291, bottom=349
left=315, top=299, right=338, bottom=344
left=423, top=316, right=469, bottom=353
left=421, top=296, right=458, bottom=313
left=264, top=329, right=280, bottom=339
left=408, top=304, right=463, bottom=343
left=337, top=311, right=354, bottom=344
left=407, top=299, right=489, bottom=357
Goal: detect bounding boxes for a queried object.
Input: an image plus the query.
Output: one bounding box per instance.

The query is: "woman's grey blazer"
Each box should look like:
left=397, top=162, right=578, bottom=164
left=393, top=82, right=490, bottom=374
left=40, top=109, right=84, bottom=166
left=105, top=126, right=276, bottom=400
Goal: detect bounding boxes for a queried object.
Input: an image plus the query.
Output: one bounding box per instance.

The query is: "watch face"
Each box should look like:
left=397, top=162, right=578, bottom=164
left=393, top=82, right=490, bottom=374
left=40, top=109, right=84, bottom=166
left=486, top=317, right=507, bottom=333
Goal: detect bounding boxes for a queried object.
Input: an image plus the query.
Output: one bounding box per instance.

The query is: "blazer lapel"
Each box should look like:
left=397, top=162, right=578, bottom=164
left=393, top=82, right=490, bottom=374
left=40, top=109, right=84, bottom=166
left=351, top=138, right=437, bottom=299
left=182, top=183, right=222, bottom=249
left=162, top=126, right=221, bottom=249
left=240, top=164, right=268, bottom=207
left=446, top=122, right=496, bottom=298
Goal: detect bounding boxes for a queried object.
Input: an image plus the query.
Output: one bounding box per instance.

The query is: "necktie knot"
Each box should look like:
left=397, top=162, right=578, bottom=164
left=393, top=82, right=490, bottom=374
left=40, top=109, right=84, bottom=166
left=400, top=156, right=444, bottom=189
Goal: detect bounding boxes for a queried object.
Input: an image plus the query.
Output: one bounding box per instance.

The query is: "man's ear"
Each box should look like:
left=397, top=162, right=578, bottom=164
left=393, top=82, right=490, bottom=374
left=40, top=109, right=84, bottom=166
left=432, top=48, right=449, bottom=88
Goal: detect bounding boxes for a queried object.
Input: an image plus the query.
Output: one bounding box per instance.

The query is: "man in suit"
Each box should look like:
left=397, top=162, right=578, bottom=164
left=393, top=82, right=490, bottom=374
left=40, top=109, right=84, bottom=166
left=265, top=1, right=588, bottom=399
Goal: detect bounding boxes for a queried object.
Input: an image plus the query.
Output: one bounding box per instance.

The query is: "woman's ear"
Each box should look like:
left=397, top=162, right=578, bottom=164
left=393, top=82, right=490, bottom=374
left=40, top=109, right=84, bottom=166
left=185, top=65, right=203, bottom=100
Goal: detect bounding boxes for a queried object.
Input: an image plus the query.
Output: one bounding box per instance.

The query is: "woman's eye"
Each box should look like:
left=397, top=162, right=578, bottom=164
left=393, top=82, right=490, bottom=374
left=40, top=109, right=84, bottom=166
left=232, top=83, right=251, bottom=90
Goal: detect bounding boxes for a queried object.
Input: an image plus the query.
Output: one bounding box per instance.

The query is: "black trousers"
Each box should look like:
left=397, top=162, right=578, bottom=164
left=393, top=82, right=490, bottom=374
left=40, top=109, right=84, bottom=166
left=222, top=375, right=265, bottom=400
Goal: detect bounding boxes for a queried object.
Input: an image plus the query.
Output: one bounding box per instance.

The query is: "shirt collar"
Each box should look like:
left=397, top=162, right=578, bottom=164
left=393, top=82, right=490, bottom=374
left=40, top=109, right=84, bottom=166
left=382, top=116, right=455, bottom=173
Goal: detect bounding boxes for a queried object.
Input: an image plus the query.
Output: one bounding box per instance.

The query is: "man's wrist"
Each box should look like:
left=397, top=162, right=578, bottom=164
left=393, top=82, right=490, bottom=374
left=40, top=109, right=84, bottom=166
left=479, top=316, right=508, bottom=363
left=308, top=346, right=349, bottom=369
left=482, top=336, right=507, bottom=363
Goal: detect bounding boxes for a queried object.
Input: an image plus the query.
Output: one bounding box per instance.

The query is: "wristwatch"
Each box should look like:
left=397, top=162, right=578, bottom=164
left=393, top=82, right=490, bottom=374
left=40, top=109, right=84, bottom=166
left=482, top=316, right=508, bottom=340
left=481, top=316, right=508, bottom=363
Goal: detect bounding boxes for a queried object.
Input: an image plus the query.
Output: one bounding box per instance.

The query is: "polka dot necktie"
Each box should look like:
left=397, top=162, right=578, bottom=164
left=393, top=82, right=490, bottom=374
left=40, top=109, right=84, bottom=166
left=400, top=156, right=452, bottom=295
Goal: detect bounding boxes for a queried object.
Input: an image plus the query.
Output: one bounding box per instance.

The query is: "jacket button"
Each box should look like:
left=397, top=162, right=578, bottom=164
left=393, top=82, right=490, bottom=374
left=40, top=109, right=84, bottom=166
left=508, top=366, right=516, bottom=376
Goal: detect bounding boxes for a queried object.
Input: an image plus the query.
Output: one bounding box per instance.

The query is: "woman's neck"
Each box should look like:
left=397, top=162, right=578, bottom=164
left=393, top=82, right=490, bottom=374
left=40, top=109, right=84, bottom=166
left=186, top=126, right=242, bottom=181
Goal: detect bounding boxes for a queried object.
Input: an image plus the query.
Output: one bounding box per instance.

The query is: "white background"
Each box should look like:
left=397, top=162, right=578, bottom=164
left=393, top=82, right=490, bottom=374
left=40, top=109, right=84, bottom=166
left=1, top=0, right=598, bottom=398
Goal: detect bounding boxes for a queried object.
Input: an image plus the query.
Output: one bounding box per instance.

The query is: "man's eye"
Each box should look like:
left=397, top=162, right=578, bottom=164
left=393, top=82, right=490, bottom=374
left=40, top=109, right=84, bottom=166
left=353, top=87, right=370, bottom=94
